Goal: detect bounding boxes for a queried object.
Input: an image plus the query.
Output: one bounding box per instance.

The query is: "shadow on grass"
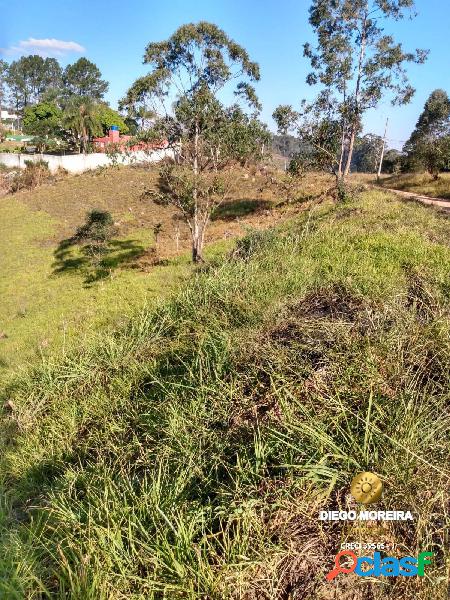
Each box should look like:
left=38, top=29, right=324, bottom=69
left=212, top=198, right=273, bottom=221
left=53, top=237, right=146, bottom=285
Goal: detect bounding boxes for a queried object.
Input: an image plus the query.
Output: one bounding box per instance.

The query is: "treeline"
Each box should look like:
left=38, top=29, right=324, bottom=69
left=0, top=55, right=108, bottom=110
left=0, top=55, right=134, bottom=153
left=403, top=89, right=450, bottom=178
left=273, top=132, right=401, bottom=174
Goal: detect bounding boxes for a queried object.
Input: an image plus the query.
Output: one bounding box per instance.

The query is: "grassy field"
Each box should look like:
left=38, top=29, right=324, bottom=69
left=0, top=165, right=319, bottom=383
left=0, top=186, right=448, bottom=599
left=0, top=194, right=190, bottom=379
left=376, top=172, right=450, bottom=199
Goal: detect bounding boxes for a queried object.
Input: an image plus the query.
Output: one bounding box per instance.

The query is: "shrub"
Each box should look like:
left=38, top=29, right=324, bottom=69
left=9, top=160, right=51, bottom=192
left=74, top=210, right=116, bottom=244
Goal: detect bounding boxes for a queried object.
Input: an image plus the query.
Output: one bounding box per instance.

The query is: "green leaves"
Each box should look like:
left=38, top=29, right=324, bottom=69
left=63, top=96, right=102, bottom=153
left=94, top=104, right=129, bottom=135
left=6, top=55, right=62, bottom=110
left=124, top=22, right=264, bottom=262
left=123, top=21, right=260, bottom=114
left=63, top=58, right=108, bottom=100
left=293, top=0, right=428, bottom=179
left=404, top=90, right=450, bottom=177
left=2, top=55, right=109, bottom=112
left=272, top=105, right=300, bottom=135
left=23, top=102, right=63, bottom=137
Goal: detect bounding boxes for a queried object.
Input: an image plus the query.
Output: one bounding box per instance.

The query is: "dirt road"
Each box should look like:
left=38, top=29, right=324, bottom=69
left=380, top=186, right=450, bottom=212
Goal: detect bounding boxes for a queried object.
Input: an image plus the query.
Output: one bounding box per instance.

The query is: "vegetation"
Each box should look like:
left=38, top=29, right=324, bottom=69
left=0, top=189, right=448, bottom=598
left=22, top=102, right=63, bottom=151
left=403, top=89, right=450, bottom=178
left=0, top=58, right=8, bottom=114
left=1, top=55, right=115, bottom=153
left=123, top=22, right=269, bottom=262
left=0, top=164, right=294, bottom=378
left=378, top=171, right=450, bottom=199
left=4, top=55, right=108, bottom=111
left=63, top=97, right=102, bottom=154
left=62, top=57, right=109, bottom=100
left=273, top=0, right=427, bottom=183
left=94, top=104, right=129, bottom=135
left=0, top=8, right=449, bottom=597
left=5, top=55, right=62, bottom=110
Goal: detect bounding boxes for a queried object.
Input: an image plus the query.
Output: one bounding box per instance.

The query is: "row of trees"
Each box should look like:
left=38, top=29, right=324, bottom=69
left=403, top=89, right=450, bottom=178
left=121, top=1, right=428, bottom=262
left=1, top=2, right=439, bottom=263
left=0, top=55, right=134, bottom=153
left=0, top=55, right=108, bottom=112
left=120, top=2, right=429, bottom=262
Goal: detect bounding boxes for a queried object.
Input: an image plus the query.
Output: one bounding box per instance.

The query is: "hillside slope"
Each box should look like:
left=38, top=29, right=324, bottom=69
left=0, top=189, right=449, bottom=599
left=1, top=165, right=322, bottom=377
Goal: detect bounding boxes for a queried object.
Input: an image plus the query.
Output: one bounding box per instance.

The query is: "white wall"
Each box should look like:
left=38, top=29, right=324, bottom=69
left=1, top=110, right=18, bottom=120
left=0, top=148, right=174, bottom=174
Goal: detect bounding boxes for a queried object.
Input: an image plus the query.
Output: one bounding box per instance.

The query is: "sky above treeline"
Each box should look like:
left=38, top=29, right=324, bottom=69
left=1, top=0, right=449, bottom=149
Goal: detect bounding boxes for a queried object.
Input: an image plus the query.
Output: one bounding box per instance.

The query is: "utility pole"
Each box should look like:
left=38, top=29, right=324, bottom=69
left=377, top=117, right=389, bottom=181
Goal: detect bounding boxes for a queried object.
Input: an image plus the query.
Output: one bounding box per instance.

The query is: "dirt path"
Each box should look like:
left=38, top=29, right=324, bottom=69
left=378, top=186, right=450, bottom=212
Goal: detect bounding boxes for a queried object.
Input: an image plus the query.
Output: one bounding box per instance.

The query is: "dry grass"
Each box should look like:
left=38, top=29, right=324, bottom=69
left=8, top=164, right=333, bottom=258
left=359, top=172, right=450, bottom=200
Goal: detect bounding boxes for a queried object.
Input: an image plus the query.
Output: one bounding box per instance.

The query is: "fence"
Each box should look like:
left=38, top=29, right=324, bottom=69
left=0, top=148, right=175, bottom=174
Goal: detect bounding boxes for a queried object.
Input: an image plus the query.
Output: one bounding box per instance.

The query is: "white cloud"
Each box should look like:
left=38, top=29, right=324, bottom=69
left=0, top=38, right=85, bottom=57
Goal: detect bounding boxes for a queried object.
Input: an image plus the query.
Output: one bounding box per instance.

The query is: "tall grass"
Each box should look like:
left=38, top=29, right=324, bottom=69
left=0, top=190, right=449, bottom=598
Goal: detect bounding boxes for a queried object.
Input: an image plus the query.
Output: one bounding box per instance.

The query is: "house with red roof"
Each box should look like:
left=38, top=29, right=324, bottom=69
left=93, top=126, right=169, bottom=153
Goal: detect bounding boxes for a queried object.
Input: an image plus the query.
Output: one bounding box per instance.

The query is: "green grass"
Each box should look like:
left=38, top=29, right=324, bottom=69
left=0, top=196, right=190, bottom=383
left=0, top=190, right=449, bottom=599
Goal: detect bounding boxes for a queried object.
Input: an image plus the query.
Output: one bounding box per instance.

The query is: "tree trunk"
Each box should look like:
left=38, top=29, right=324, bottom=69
left=191, top=121, right=201, bottom=262
left=343, top=9, right=368, bottom=178
left=344, top=125, right=357, bottom=178
left=191, top=218, right=204, bottom=263
left=337, top=127, right=346, bottom=181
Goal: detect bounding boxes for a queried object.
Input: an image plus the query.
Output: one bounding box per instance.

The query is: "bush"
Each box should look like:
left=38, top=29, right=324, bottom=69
left=74, top=210, right=116, bottom=244
left=72, top=210, right=118, bottom=271
left=9, top=160, right=51, bottom=192
left=232, top=227, right=276, bottom=260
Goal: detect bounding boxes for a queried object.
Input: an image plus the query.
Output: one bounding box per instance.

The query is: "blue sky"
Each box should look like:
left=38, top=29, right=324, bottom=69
left=1, top=0, right=449, bottom=148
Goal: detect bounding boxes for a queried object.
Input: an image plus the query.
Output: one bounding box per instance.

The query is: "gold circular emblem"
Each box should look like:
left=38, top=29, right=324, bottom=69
left=350, top=472, right=383, bottom=504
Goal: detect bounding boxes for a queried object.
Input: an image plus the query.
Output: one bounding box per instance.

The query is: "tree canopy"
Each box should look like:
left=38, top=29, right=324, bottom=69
left=6, top=55, right=62, bottom=110
left=94, top=104, right=129, bottom=135
left=404, top=89, right=450, bottom=177
left=274, top=0, right=427, bottom=183
left=23, top=101, right=63, bottom=137
left=123, top=21, right=266, bottom=262
left=63, top=97, right=102, bottom=154
left=63, top=58, right=109, bottom=100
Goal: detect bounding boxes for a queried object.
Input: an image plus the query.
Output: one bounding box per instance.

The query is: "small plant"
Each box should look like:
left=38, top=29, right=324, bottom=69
left=335, top=180, right=365, bottom=203
left=233, top=227, right=276, bottom=260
